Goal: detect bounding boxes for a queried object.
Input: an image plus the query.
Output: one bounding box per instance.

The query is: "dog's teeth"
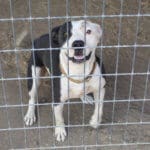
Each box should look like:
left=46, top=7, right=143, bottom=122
left=74, top=56, right=84, bottom=60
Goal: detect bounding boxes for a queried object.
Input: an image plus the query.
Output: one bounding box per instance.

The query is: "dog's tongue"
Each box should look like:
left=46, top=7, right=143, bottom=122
left=74, top=55, right=84, bottom=60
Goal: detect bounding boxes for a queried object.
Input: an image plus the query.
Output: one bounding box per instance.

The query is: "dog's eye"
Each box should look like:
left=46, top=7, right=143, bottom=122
left=86, top=29, right=91, bottom=34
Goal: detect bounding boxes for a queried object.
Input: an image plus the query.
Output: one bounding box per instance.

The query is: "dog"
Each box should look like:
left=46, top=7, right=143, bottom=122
left=24, top=20, right=106, bottom=142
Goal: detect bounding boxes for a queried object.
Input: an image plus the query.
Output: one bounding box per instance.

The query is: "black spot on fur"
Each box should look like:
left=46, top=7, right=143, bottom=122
left=96, top=55, right=106, bottom=79
left=27, top=22, right=72, bottom=104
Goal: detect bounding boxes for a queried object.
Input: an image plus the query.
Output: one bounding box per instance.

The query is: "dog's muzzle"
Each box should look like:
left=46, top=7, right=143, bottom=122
left=72, top=40, right=84, bottom=61
left=66, top=40, right=92, bottom=63
left=66, top=51, right=92, bottom=64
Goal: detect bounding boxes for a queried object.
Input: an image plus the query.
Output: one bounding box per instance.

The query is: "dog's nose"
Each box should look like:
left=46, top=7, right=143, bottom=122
left=72, top=40, right=84, bottom=48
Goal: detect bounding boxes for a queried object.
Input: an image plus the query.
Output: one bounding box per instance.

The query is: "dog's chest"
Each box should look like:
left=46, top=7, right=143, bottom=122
left=70, top=81, right=92, bottom=98
left=60, top=76, right=93, bottom=101
left=59, top=63, right=105, bottom=102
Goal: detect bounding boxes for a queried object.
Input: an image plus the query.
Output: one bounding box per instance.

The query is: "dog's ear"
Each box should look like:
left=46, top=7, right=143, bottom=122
left=51, top=26, right=61, bottom=45
left=96, top=24, right=102, bottom=38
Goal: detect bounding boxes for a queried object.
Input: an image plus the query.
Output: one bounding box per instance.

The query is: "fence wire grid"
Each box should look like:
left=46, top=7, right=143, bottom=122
left=0, top=0, right=150, bottom=149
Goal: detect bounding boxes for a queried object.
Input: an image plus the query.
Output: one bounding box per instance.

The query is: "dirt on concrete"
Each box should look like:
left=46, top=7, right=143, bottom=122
left=0, top=0, right=150, bottom=149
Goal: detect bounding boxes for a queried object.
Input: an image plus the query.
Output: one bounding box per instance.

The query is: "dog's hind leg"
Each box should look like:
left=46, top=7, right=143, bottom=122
left=24, top=64, right=42, bottom=126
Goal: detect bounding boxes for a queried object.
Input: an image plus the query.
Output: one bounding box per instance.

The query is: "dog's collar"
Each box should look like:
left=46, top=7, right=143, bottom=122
left=60, top=61, right=96, bottom=84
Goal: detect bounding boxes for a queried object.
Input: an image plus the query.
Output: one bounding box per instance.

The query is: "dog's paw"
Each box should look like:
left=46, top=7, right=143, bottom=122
left=55, top=126, right=67, bottom=142
left=89, top=119, right=99, bottom=128
left=24, top=112, right=36, bottom=126
left=90, top=118, right=100, bottom=128
left=80, top=95, right=94, bottom=104
left=89, top=116, right=101, bottom=129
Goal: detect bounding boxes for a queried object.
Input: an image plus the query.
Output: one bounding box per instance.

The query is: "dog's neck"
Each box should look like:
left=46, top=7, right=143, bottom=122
left=60, top=51, right=96, bottom=80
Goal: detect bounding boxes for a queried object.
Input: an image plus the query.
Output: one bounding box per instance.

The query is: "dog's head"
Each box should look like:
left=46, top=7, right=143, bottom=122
left=52, top=20, right=102, bottom=63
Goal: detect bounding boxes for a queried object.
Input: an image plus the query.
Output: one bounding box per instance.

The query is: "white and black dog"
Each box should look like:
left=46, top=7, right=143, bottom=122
left=24, top=20, right=106, bottom=142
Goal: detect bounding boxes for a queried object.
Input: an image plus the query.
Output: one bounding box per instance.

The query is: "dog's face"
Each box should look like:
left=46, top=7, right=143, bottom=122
left=52, top=20, right=102, bottom=63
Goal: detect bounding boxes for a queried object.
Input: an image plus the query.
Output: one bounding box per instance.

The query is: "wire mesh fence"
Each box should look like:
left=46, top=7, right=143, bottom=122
left=0, top=0, right=150, bottom=149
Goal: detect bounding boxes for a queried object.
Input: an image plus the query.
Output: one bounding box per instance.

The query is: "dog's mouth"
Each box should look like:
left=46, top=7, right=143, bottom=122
left=66, top=51, right=92, bottom=64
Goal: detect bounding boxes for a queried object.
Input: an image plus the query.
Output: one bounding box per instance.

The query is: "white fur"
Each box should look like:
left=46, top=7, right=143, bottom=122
left=60, top=64, right=106, bottom=101
left=54, top=104, right=66, bottom=142
left=58, top=63, right=106, bottom=141
left=61, top=20, right=102, bottom=58
left=24, top=66, right=41, bottom=126
left=90, top=88, right=105, bottom=128
left=60, top=20, right=102, bottom=80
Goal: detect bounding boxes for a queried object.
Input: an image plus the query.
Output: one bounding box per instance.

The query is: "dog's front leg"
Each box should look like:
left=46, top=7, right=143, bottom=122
left=53, top=103, right=66, bottom=142
left=90, top=88, right=105, bottom=128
